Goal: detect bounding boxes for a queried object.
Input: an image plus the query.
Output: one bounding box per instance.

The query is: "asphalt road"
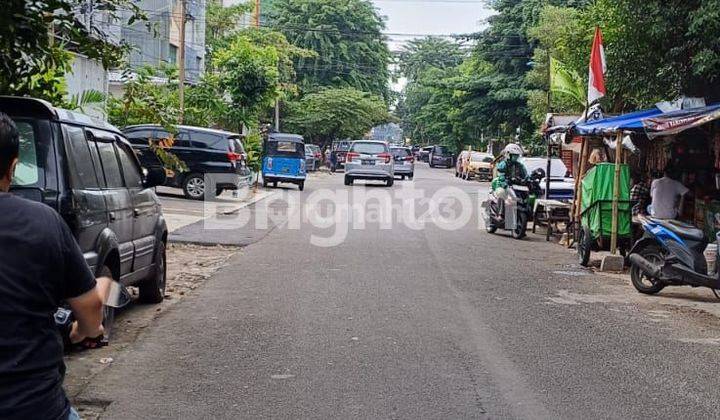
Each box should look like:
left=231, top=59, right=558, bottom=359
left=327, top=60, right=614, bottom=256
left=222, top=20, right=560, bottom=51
left=78, top=164, right=720, bottom=419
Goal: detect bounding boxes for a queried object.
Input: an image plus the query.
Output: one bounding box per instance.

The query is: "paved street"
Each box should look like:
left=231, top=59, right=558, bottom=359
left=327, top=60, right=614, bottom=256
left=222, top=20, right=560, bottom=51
left=77, top=164, right=720, bottom=419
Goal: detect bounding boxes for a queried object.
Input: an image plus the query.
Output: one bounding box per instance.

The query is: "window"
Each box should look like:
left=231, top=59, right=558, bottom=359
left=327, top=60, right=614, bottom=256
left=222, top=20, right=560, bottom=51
left=351, top=142, right=387, bottom=155
left=434, top=146, right=449, bottom=155
left=11, top=121, right=40, bottom=187
left=95, top=141, right=124, bottom=188
left=268, top=141, right=303, bottom=156
left=155, top=130, right=191, bottom=148
left=125, top=129, right=154, bottom=146
left=191, top=132, right=223, bottom=150
left=169, top=44, right=178, bottom=65
left=64, top=125, right=99, bottom=188
left=116, top=143, right=143, bottom=188
left=228, top=137, right=245, bottom=154
left=390, top=148, right=410, bottom=158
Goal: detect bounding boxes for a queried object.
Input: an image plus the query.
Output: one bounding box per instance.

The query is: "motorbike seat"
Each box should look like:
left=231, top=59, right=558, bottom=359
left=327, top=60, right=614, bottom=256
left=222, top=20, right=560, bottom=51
left=648, top=217, right=705, bottom=242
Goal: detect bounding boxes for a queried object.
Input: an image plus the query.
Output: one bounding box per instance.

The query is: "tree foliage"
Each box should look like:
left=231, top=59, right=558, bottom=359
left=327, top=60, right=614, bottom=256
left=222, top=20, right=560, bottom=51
left=0, top=0, right=146, bottom=103
left=269, top=0, right=391, bottom=101
left=284, top=87, right=390, bottom=146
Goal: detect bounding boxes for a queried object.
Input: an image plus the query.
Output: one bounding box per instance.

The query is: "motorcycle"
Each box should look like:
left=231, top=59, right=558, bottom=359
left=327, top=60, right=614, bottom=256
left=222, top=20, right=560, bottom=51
left=483, top=169, right=543, bottom=240
left=628, top=216, right=720, bottom=297
left=55, top=280, right=133, bottom=352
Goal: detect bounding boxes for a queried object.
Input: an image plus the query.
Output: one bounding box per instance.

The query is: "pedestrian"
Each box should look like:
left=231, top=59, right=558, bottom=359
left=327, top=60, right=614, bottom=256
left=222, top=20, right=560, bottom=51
left=630, top=172, right=650, bottom=217
left=650, top=165, right=689, bottom=220
left=0, top=112, right=110, bottom=420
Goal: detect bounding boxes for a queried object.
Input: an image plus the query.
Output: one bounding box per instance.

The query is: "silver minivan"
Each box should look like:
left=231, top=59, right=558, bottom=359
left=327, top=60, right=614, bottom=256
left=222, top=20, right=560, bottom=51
left=344, top=141, right=395, bottom=186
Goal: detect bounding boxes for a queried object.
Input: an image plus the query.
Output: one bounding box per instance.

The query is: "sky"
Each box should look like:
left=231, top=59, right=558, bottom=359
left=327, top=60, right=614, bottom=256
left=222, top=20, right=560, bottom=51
left=370, top=0, right=495, bottom=91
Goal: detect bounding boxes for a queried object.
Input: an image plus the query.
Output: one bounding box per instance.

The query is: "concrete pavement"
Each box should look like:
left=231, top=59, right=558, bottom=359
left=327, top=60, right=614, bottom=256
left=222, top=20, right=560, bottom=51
left=76, top=164, right=720, bottom=419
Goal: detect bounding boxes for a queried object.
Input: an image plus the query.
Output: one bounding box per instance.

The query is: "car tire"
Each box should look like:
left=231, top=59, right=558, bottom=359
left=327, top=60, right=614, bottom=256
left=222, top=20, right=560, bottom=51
left=298, top=181, right=305, bottom=191
left=272, top=181, right=278, bottom=188
left=139, top=241, right=166, bottom=304
left=409, top=173, right=414, bottom=180
left=182, top=173, right=207, bottom=200
left=344, top=176, right=352, bottom=186
left=263, top=179, right=269, bottom=188
left=215, top=188, right=224, bottom=197
left=386, top=178, right=394, bottom=187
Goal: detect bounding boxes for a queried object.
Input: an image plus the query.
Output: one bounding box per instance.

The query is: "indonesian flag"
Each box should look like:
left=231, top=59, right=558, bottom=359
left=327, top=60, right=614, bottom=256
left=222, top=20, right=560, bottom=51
left=587, top=27, right=607, bottom=104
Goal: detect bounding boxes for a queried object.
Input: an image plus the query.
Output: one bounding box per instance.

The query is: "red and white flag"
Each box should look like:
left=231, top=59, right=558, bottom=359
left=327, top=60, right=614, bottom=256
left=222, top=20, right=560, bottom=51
left=587, top=27, right=606, bottom=104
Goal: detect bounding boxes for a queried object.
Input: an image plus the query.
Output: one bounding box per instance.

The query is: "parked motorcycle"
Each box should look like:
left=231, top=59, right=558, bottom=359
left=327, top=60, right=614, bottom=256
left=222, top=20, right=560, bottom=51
left=483, top=169, right=543, bottom=239
left=628, top=216, right=720, bottom=297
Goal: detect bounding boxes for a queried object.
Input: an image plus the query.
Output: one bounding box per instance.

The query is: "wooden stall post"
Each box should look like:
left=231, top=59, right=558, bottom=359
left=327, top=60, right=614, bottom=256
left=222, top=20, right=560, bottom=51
left=610, top=132, right=624, bottom=254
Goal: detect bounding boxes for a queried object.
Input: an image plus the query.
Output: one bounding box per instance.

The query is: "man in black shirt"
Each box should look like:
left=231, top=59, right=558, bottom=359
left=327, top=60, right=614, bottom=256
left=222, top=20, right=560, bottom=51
left=0, top=112, right=109, bottom=419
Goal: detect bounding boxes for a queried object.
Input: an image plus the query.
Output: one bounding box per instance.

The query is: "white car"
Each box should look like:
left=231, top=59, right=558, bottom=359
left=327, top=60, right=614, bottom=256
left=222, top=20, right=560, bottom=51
left=521, top=157, right=574, bottom=201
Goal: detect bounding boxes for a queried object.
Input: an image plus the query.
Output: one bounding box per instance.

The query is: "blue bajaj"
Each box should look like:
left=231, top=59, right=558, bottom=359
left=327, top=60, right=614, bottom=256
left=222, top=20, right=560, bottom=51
left=262, top=133, right=306, bottom=191
left=628, top=217, right=720, bottom=297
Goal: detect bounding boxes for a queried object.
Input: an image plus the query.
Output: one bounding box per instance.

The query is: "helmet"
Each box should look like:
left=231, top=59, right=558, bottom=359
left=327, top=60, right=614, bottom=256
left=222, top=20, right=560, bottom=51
left=503, top=143, right=524, bottom=160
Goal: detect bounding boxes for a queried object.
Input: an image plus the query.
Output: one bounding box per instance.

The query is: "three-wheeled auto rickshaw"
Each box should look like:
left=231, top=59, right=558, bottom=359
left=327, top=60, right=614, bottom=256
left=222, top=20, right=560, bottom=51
left=262, top=133, right=306, bottom=191
left=577, top=162, right=633, bottom=266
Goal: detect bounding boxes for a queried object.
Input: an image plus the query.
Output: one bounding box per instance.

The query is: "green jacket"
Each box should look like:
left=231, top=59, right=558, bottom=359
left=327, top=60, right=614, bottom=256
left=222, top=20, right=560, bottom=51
left=491, top=159, right=528, bottom=190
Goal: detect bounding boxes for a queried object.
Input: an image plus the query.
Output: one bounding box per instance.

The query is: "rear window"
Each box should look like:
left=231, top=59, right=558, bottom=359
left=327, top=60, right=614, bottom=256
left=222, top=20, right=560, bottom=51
left=471, top=153, right=492, bottom=162
left=351, top=142, right=387, bottom=155
left=390, top=148, right=410, bottom=157
left=191, top=131, right=224, bottom=150
left=434, top=146, right=449, bottom=155
left=229, top=137, right=245, bottom=153
left=268, top=141, right=303, bottom=156
left=11, top=121, right=40, bottom=187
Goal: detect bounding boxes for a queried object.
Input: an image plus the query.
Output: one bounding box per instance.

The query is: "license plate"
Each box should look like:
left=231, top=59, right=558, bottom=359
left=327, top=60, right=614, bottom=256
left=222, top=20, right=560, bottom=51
left=362, top=160, right=374, bottom=165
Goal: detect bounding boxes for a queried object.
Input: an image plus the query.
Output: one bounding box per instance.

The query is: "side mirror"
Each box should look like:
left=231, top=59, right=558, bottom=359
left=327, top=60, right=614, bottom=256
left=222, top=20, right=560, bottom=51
left=143, top=166, right=166, bottom=189
left=531, top=168, right=546, bottom=180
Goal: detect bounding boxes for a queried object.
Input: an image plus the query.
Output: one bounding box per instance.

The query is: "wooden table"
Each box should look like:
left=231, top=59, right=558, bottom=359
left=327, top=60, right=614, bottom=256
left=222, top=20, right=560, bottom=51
left=533, top=199, right=572, bottom=241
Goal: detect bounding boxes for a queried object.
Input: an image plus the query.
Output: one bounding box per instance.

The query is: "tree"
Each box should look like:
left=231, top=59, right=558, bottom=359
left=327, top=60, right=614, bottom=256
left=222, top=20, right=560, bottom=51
left=270, top=0, right=391, bottom=100
left=284, top=87, right=390, bottom=147
left=0, top=0, right=146, bottom=103
left=398, top=37, right=467, bottom=82
left=205, top=0, right=253, bottom=71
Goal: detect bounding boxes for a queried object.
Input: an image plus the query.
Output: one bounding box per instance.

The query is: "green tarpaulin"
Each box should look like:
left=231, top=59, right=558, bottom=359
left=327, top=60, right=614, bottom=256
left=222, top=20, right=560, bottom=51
left=580, top=163, right=631, bottom=237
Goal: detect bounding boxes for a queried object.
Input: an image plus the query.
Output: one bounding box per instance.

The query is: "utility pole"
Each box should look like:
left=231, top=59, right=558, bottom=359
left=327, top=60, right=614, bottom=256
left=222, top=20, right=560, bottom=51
left=178, top=0, right=187, bottom=124
left=255, top=0, right=260, bottom=28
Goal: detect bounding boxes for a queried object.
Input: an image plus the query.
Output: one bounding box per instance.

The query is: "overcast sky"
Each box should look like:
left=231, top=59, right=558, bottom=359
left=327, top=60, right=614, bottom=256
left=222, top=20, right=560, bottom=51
left=371, top=0, right=495, bottom=51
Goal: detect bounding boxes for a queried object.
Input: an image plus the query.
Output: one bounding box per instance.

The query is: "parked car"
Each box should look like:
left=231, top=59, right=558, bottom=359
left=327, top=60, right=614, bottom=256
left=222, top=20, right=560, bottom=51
left=305, top=144, right=321, bottom=171
left=466, top=152, right=494, bottom=180
left=429, top=145, right=454, bottom=168
left=123, top=124, right=248, bottom=200
left=521, top=157, right=575, bottom=200
left=1, top=96, right=169, bottom=333
left=455, top=150, right=470, bottom=177
left=330, top=140, right=352, bottom=172
left=390, top=146, right=414, bottom=180
left=419, top=146, right=433, bottom=162
left=344, top=141, right=395, bottom=187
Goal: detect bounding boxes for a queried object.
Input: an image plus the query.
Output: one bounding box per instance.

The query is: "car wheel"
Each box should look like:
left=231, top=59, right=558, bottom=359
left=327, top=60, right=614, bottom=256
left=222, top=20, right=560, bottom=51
left=215, top=188, right=224, bottom=197
left=298, top=181, right=305, bottom=191
left=386, top=178, right=394, bottom=187
left=263, top=179, right=269, bottom=188
left=272, top=181, right=278, bottom=188
left=182, top=173, right=207, bottom=200
left=344, top=176, right=352, bottom=186
left=139, top=241, right=166, bottom=304
left=409, top=173, right=414, bottom=180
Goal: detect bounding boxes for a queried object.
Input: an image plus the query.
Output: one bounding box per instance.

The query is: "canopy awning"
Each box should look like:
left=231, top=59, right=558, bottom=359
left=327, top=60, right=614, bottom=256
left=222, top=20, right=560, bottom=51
left=572, top=103, right=720, bottom=138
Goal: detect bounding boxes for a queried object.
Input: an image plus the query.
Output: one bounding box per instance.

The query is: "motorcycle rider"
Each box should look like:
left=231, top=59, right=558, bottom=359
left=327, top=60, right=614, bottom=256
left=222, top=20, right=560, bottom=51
left=490, top=143, right=528, bottom=216
left=0, top=112, right=110, bottom=420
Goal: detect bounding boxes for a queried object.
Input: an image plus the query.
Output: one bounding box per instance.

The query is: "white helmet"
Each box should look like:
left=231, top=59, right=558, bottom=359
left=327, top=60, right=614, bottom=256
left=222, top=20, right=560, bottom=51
left=503, top=143, right=524, bottom=159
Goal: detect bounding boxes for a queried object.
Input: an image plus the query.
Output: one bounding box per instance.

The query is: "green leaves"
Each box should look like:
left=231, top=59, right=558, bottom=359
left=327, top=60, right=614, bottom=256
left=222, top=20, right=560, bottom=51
left=284, top=87, right=390, bottom=146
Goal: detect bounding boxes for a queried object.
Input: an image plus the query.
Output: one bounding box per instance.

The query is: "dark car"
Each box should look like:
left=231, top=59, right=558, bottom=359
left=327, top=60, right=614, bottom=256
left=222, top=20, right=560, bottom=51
left=123, top=124, right=248, bottom=200
left=429, top=145, right=454, bottom=168
left=419, top=146, right=433, bottom=162
left=0, top=96, right=169, bottom=331
left=330, top=140, right=352, bottom=172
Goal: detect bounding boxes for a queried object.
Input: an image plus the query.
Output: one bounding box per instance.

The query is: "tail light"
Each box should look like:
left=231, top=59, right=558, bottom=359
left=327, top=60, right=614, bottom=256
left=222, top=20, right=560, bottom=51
left=346, top=152, right=359, bottom=163
left=314, top=152, right=321, bottom=159
left=378, top=153, right=391, bottom=164
left=227, top=152, right=243, bottom=162
left=405, top=156, right=414, bottom=162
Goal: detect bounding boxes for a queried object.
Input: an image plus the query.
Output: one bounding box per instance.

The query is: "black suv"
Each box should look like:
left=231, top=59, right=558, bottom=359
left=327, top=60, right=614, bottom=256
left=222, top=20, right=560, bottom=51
left=0, top=97, right=169, bottom=322
left=429, top=145, right=454, bottom=168
left=123, top=124, right=248, bottom=200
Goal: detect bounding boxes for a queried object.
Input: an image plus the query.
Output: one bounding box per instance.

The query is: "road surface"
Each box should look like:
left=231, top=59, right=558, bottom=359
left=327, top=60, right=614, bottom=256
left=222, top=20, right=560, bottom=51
left=77, top=164, right=720, bottom=419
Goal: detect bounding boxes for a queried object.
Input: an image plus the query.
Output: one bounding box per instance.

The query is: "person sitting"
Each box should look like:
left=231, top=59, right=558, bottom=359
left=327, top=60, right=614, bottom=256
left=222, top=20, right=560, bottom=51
left=630, top=173, right=650, bottom=217
left=491, top=143, right=528, bottom=215
left=650, top=166, right=689, bottom=220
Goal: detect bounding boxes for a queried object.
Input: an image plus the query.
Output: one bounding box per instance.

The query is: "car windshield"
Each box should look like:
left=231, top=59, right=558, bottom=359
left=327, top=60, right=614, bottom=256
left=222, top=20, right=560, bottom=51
left=334, top=142, right=351, bottom=151
left=390, top=148, right=410, bottom=157
left=470, top=153, right=492, bottom=162
left=522, top=158, right=568, bottom=178
left=352, top=142, right=387, bottom=154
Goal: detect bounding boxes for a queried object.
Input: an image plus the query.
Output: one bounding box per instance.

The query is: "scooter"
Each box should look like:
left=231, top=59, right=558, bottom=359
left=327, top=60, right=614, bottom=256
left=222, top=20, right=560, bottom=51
left=483, top=169, right=543, bottom=240
left=55, top=280, right=133, bottom=351
left=628, top=216, right=720, bottom=297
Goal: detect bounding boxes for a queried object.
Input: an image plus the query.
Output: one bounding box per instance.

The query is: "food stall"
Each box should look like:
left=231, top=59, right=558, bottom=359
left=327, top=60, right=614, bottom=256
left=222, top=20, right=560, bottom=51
left=568, top=101, right=720, bottom=254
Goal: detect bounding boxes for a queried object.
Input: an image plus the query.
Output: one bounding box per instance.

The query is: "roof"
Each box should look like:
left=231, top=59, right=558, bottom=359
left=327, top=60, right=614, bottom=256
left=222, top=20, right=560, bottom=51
left=268, top=133, right=304, bottom=143
left=124, top=124, right=240, bottom=137
left=0, top=96, right=122, bottom=135
left=572, top=103, right=720, bottom=138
